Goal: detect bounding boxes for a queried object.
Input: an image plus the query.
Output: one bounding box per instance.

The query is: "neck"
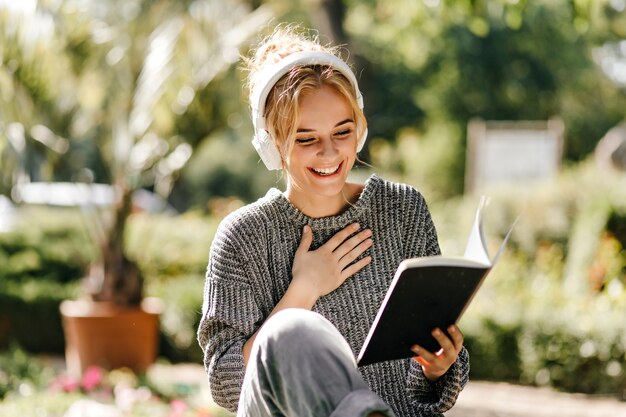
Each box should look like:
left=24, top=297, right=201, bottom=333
left=284, top=183, right=361, bottom=218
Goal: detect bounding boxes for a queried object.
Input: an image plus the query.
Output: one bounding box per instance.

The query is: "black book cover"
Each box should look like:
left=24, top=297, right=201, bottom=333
left=357, top=197, right=516, bottom=367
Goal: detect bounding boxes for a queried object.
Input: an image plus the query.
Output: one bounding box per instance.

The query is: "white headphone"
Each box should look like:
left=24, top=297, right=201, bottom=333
left=250, top=51, right=367, bottom=170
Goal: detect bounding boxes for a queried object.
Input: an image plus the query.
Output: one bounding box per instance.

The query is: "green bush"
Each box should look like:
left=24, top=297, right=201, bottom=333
left=0, top=345, right=55, bottom=399
left=0, top=207, right=93, bottom=283
left=148, top=275, right=205, bottom=363
left=0, top=207, right=92, bottom=352
left=0, top=206, right=213, bottom=360
left=0, top=280, right=77, bottom=353
left=126, top=211, right=218, bottom=279
left=126, top=211, right=215, bottom=363
left=519, top=315, right=626, bottom=395
left=463, top=319, right=522, bottom=382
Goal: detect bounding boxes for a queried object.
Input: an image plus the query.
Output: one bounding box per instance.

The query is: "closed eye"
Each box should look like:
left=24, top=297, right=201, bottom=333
left=295, top=137, right=316, bottom=144
left=334, top=129, right=352, bottom=137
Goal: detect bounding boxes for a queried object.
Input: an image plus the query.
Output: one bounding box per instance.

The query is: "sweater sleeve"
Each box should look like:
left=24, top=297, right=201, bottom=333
left=402, top=188, right=441, bottom=258
left=400, top=186, right=470, bottom=411
left=406, top=347, right=470, bottom=413
left=197, top=220, right=263, bottom=412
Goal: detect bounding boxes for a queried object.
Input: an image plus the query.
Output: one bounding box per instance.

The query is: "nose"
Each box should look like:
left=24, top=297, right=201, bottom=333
left=316, top=137, right=338, bottom=158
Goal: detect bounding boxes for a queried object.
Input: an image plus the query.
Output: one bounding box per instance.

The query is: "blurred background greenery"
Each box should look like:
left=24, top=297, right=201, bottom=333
left=1, top=0, right=625, bottom=410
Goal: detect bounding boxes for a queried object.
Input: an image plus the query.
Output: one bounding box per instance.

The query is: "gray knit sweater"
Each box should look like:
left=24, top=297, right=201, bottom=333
left=197, top=174, right=469, bottom=416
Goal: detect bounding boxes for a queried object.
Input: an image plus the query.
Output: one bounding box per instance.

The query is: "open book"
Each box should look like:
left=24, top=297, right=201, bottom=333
left=356, top=197, right=516, bottom=367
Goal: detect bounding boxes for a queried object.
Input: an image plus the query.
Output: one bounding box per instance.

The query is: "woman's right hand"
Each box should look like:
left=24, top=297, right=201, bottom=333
left=291, top=223, right=373, bottom=300
left=243, top=223, right=372, bottom=366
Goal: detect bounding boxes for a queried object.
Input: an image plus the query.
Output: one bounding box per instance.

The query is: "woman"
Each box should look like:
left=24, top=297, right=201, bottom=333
left=197, top=25, right=469, bottom=417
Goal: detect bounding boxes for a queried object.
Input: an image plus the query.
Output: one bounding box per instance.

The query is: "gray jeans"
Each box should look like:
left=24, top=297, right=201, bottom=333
left=237, top=308, right=395, bottom=417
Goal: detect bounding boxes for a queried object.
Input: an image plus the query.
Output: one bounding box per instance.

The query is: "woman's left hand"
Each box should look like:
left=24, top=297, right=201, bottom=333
left=410, top=324, right=464, bottom=382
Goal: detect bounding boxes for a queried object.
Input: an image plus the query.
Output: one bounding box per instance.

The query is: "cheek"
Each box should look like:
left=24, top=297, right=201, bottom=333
left=284, top=148, right=310, bottom=170
left=340, top=139, right=359, bottom=156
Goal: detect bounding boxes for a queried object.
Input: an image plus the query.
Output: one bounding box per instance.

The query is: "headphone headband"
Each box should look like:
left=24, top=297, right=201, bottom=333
left=250, top=51, right=367, bottom=170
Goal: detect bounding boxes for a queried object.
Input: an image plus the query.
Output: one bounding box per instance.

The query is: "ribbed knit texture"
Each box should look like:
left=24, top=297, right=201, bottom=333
left=197, top=174, right=469, bottom=416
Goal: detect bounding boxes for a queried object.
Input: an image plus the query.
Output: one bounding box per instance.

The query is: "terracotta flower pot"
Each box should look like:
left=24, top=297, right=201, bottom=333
left=60, top=297, right=163, bottom=376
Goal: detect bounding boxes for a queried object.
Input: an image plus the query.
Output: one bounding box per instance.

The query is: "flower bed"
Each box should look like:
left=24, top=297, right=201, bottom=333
left=0, top=347, right=233, bottom=417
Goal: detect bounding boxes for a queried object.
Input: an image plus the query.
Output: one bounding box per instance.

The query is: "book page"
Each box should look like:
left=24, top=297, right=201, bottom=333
left=463, top=196, right=492, bottom=266
left=463, top=196, right=519, bottom=267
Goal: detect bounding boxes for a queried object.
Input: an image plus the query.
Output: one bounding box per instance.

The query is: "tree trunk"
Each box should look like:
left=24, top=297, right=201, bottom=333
left=88, top=184, right=143, bottom=306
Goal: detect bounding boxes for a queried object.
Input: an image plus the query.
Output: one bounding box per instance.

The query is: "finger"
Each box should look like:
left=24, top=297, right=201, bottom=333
left=411, top=344, right=436, bottom=362
left=448, top=325, right=464, bottom=352
left=324, top=223, right=361, bottom=251
left=338, top=237, right=373, bottom=269
left=340, top=256, right=371, bottom=280
left=432, top=328, right=455, bottom=353
left=334, top=228, right=372, bottom=260
left=296, top=225, right=313, bottom=254
left=412, top=354, right=429, bottom=368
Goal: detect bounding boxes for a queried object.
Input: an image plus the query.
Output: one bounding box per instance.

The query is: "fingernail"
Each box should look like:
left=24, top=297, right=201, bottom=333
left=433, top=329, right=441, bottom=336
left=303, top=225, right=310, bottom=232
left=411, top=345, right=420, bottom=353
left=449, top=325, right=456, bottom=333
left=353, top=223, right=360, bottom=230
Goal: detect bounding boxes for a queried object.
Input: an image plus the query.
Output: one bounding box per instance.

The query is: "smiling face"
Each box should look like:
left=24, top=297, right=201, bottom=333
left=284, top=84, right=358, bottom=216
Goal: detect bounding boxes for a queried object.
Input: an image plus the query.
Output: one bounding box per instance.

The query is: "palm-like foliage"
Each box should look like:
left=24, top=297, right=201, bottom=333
left=0, top=0, right=272, bottom=305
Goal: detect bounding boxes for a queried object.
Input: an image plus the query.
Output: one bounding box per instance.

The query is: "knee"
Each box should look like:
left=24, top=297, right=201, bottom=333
left=258, top=308, right=329, bottom=348
left=254, top=309, right=353, bottom=364
left=261, top=308, right=323, bottom=337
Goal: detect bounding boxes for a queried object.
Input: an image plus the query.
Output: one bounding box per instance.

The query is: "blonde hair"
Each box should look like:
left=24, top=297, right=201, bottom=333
left=244, top=25, right=367, bottom=168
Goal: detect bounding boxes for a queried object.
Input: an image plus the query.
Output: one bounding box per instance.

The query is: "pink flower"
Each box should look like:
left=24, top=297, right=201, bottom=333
left=169, top=399, right=188, bottom=417
left=50, top=374, right=80, bottom=392
left=81, top=366, right=104, bottom=391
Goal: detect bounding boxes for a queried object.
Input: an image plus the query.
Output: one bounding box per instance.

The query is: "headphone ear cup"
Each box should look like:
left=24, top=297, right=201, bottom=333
left=252, top=130, right=283, bottom=170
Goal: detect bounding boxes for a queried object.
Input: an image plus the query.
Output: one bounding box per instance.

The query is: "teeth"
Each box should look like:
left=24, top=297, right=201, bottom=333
left=312, top=165, right=339, bottom=175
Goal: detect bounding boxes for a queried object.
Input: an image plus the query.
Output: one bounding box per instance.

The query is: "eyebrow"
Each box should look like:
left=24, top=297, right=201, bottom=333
left=296, top=118, right=355, bottom=133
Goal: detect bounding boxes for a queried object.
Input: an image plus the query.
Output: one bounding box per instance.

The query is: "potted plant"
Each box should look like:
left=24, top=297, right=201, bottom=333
left=59, top=180, right=166, bottom=376
left=60, top=5, right=272, bottom=376
left=0, top=0, right=271, bottom=376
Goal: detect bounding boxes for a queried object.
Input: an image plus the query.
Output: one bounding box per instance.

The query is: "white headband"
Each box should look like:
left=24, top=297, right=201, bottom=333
left=250, top=51, right=367, bottom=170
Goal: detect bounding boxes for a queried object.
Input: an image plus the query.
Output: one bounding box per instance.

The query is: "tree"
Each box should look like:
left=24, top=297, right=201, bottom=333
left=337, top=0, right=626, bottom=193
left=0, top=0, right=273, bottom=305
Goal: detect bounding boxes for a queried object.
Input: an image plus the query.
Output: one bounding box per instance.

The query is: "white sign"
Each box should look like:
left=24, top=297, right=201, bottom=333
left=465, top=119, right=564, bottom=193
